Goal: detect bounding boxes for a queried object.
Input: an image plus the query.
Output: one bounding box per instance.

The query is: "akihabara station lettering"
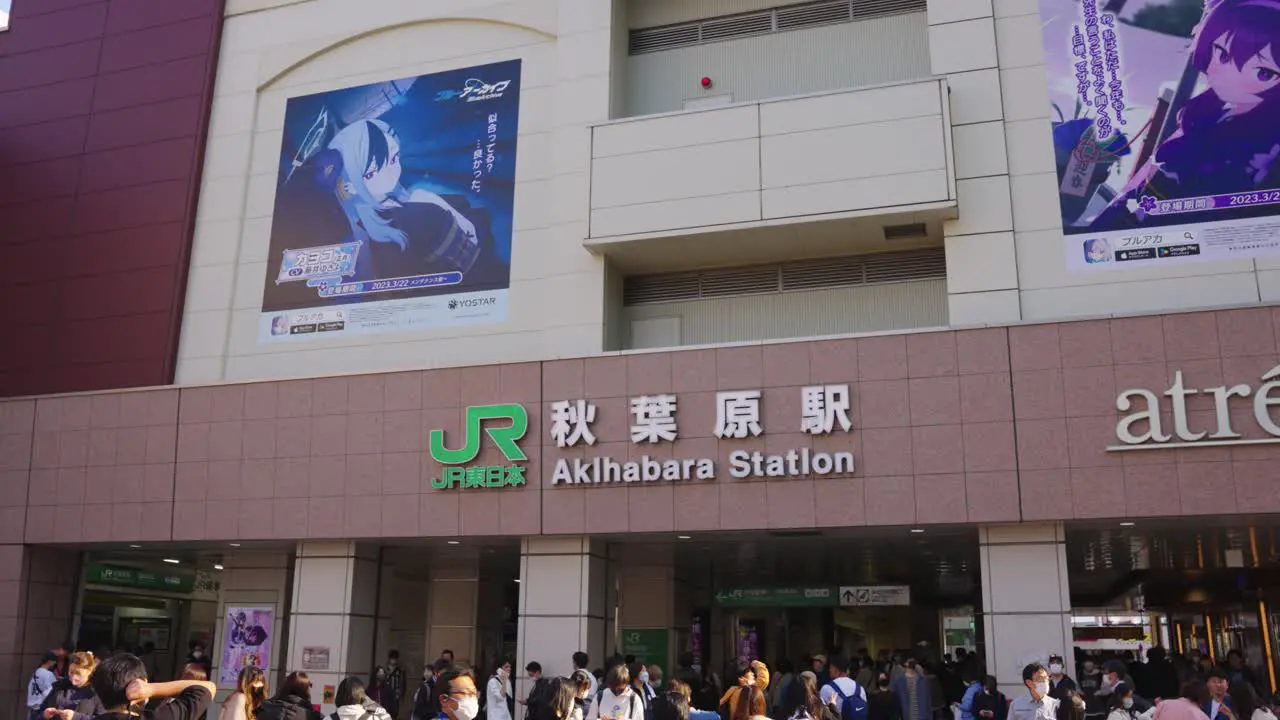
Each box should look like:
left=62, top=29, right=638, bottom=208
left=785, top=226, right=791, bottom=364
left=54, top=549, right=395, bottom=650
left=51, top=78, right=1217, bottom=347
left=549, top=386, right=856, bottom=485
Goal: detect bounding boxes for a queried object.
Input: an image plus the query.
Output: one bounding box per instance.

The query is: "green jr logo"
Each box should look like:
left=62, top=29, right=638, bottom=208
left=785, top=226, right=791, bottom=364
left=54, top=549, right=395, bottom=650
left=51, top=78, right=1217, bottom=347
left=429, top=404, right=528, bottom=490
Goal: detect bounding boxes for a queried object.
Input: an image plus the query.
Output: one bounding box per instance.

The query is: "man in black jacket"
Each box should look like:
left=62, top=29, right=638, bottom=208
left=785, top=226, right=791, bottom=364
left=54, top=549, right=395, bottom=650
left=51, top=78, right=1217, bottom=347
left=522, top=663, right=550, bottom=720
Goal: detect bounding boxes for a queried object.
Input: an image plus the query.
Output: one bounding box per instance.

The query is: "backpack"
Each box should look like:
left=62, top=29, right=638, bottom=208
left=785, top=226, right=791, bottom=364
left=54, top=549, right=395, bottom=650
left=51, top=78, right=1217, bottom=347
left=526, top=678, right=551, bottom=720
left=825, top=680, right=869, bottom=720
left=412, top=681, right=438, bottom=720
left=595, top=688, right=640, bottom=720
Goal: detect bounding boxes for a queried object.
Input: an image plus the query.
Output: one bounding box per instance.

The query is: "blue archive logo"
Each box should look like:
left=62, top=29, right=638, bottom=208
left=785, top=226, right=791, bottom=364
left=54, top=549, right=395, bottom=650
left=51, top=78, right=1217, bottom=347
left=435, top=77, right=513, bottom=103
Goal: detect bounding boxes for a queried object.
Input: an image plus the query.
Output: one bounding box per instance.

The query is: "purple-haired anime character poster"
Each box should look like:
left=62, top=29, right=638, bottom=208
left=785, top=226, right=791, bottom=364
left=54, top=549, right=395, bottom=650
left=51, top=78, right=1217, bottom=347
left=1042, top=0, right=1280, bottom=271
left=220, top=607, right=273, bottom=685
left=258, top=59, right=520, bottom=341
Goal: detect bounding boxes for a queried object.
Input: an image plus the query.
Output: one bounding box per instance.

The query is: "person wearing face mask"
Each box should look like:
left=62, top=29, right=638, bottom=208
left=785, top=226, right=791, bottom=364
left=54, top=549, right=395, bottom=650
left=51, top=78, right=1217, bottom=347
left=1106, top=684, right=1154, bottom=720
left=522, top=662, right=551, bottom=720
left=187, top=642, right=212, bottom=678
left=1102, top=663, right=1151, bottom=715
left=488, top=662, right=515, bottom=720
left=90, top=653, right=217, bottom=720
left=1010, top=663, right=1059, bottom=720
left=1048, top=656, right=1079, bottom=700
left=587, top=663, right=646, bottom=720
left=385, top=652, right=405, bottom=720
left=632, top=664, right=658, bottom=720
left=436, top=668, right=482, bottom=720
left=868, top=674, right=900, bottom=720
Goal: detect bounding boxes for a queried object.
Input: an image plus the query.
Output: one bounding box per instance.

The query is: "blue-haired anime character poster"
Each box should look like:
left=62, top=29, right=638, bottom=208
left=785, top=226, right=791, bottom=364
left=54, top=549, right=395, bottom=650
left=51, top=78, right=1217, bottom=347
left=1040, top=0, right=1280, bottom=271
left=258, top=59, right=521, bottom=341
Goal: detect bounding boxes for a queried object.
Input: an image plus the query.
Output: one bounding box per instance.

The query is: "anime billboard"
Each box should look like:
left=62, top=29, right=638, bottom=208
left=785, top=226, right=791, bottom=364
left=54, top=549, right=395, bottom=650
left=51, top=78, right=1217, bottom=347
left=259, top=59, right=521, bottom=341
left=1041, top=0, right=1280, bottom=271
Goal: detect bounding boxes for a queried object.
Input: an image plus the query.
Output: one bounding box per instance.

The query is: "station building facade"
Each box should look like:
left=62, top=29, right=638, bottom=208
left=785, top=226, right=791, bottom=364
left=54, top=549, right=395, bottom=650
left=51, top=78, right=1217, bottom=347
left=2, top=0, right=1280, bottom=715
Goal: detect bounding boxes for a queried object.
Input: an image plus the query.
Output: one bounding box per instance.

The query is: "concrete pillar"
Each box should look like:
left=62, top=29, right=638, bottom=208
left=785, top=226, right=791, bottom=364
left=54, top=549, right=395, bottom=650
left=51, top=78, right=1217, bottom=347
left=425, top=554, right=479, bottom=667
left=285, top=542, right=379, bottom=715
left=0, top=546, right=78, bottom=718
left=980, top=523, right=1073, bottom=697
left=215, top=549, right=292, bottom=696
left=926, top=0, right=1023, bottom=325
left=516, top=537, right=612, bottom=700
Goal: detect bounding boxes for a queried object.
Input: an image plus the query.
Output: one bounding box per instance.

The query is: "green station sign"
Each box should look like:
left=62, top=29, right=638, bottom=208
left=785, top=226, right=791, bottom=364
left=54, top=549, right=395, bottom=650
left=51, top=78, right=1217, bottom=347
left=429, top=404, right=529, bottom=490
left=714, top=586, right=838, bottom=608
left=621, top=629, right=670, bottom=669
left=87, top=564, right=195, bottom=594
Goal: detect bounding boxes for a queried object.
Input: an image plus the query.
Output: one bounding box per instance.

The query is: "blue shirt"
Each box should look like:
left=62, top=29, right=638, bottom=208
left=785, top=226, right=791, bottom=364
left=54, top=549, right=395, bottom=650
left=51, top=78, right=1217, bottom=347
left=958, top=683, right=983, bottom=720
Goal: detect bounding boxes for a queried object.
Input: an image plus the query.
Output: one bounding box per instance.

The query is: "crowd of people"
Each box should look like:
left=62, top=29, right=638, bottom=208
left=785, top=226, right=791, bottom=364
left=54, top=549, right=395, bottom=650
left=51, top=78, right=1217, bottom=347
left=22, top=643, right=1279, bottom=720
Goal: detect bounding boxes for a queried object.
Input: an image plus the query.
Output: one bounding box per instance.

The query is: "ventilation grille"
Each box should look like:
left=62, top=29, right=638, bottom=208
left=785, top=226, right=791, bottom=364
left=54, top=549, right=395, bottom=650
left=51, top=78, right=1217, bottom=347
left=623, top=248, right=945, bottom=306
left=883, top=222, right=928, bottom=240
left=629, top=0, right=927, bottom=55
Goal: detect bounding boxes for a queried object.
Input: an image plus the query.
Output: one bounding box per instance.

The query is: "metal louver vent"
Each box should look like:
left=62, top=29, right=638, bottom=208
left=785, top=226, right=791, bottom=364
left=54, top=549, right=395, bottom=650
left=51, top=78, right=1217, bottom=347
left=623, top=272, right=701, bottom=305
left=883, top=222, right=928, bottom=240
left=851, top=0, right=924, bottom=21
left=623, top=248, right=945, bottom=306
left=699, top=265, right=780, bottom=297
left=780, top=255, right=866, bottom=291
left=776, top=0, right=851, bottom=30
left=629, top=23, right=700, bottom=54
left=628, top=0, right=926, bottom=55
left=864, top=248, right=946, bottom=284
left=701, top=11, right=773, bottom=41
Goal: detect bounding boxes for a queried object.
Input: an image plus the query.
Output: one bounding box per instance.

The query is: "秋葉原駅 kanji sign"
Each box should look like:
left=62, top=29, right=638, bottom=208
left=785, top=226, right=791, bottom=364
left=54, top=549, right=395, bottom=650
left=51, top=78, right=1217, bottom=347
left=548, top=385, right=857, bottom=484
left=428, top=404, right=529, bottom=489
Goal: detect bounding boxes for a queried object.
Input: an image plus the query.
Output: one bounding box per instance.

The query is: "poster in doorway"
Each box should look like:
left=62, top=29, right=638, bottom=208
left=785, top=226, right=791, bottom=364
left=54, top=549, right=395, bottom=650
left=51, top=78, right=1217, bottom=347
left=221, top=607, right=274, bottom=685
left=736, top=620, right=763, bottom=664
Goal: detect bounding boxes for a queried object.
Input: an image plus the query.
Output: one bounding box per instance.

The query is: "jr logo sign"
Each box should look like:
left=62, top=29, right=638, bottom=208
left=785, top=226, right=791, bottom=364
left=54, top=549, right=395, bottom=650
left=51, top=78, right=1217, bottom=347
left=429, top=404, right=529, bottom=490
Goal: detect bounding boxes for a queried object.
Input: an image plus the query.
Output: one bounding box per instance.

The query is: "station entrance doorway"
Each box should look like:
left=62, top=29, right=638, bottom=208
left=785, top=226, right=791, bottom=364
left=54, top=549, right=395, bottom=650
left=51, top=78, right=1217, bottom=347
left=1066, top=520, right=1280, bottom=697
left=638, top=527, right=981, bottom=675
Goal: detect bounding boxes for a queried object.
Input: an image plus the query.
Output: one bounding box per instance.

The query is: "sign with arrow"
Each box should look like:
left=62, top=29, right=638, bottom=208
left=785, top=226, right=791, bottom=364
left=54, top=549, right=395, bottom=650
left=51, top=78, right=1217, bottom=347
left=839, top=586, right=910, bottom=607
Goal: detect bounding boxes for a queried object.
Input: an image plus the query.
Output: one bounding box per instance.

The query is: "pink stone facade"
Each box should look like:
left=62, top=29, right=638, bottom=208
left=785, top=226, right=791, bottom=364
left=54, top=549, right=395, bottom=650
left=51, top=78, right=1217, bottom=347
left=1, top=309, right=1278, bottom=549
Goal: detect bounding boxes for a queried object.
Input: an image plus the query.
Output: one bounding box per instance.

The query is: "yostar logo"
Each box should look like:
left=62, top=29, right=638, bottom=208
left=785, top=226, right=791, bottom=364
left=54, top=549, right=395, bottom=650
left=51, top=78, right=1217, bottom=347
left=451, top=296, right=495, bottom=310
left=429, top=404, right=528, bottom=489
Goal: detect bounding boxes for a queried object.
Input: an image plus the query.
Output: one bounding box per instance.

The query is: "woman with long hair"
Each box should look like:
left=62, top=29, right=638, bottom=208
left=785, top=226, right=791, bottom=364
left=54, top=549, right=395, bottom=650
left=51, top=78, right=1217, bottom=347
left=543, top=677, right=580, bottom=720
left=719, top=662, right=769, bottom=720
left=1227, top=681, right=1276, bottom=720
left=257, top=672, right=323, bottom=720
left=726, top=685, right=766, bottom=720
left=39, top=651, right=104, bottom=720
left=666, top=680, right=719, bottom=720
left=220, top=667, right=267, bottom=720
left=335, top=677, right=392, bottom=720
left=779, top=672, right=836, bottom=720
